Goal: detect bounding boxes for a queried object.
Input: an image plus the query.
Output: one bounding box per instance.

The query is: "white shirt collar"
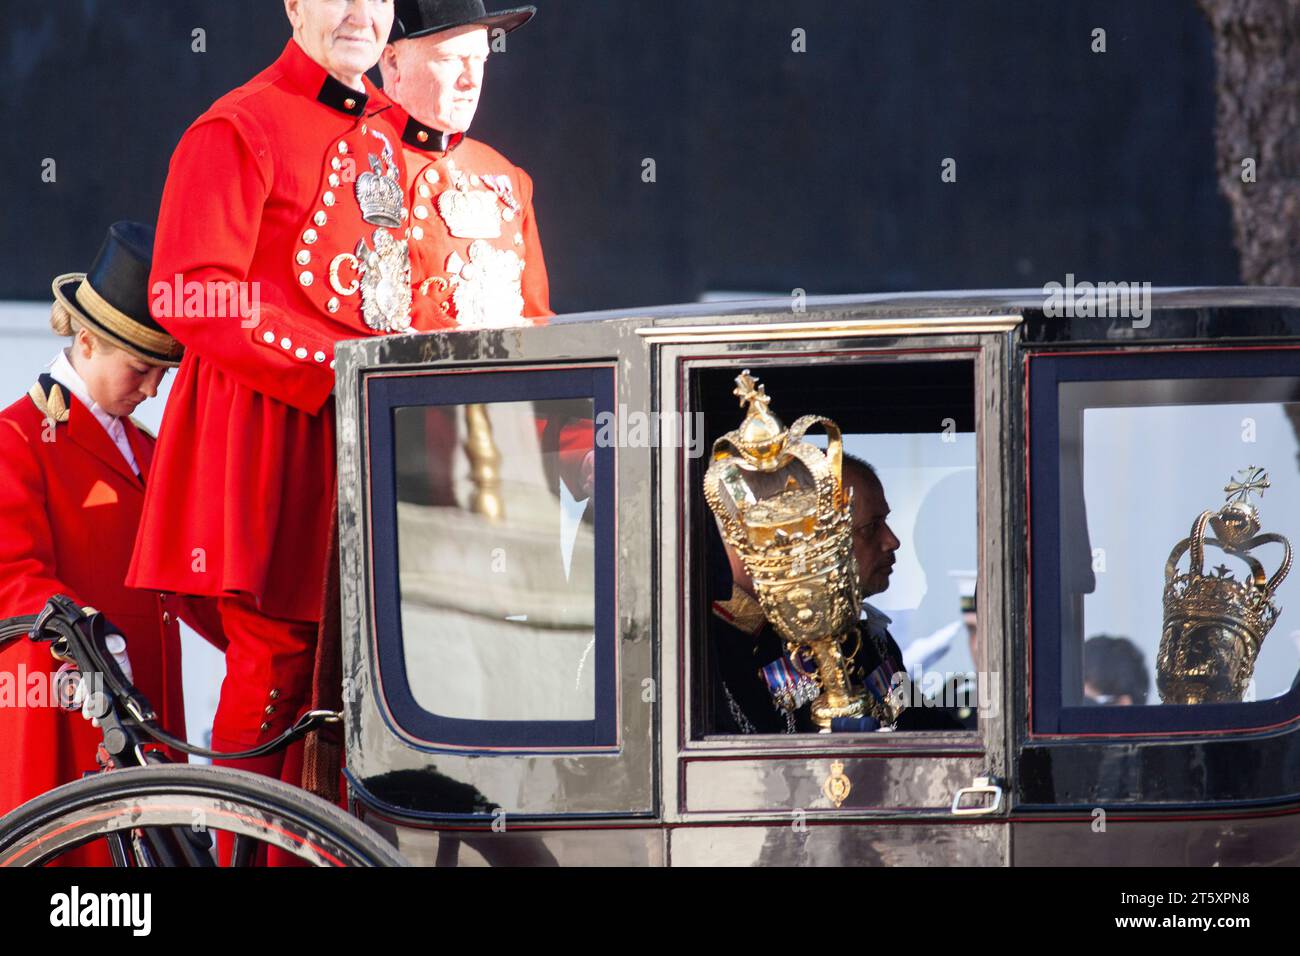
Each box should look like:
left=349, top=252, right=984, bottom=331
left=48, top=349, right=105, bottom=421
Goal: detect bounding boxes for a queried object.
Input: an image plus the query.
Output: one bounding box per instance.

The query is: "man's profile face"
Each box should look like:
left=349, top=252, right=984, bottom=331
left=846, top=466, right=900, bottom=598
left=285, top=0, right=394, bottom=84
left=382, top=26, right=490, bottom=133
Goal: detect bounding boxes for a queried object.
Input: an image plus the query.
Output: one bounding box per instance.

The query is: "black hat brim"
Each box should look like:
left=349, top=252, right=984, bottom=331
left=393, top=6, right=536, bottom=42
left=52, top=273, right=181, bottom=368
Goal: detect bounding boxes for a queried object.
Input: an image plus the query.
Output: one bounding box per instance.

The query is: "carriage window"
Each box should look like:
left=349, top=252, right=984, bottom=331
left=1030, top=352, right=1300, bottom=734
left=366, top=368, right=617, bottom=750
left=690, top=360, right=980, bottom=737
left=394, top=399, right=597, bottom=723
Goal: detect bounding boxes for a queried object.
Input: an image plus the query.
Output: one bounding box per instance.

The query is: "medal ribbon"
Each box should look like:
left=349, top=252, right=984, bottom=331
left=760, top=653, right=820, bottom=714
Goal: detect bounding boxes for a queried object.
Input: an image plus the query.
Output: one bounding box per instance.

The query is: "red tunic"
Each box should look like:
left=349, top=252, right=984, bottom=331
left=383, top=116, right=598, bottom=493
left=0, top=379, right=209, bottom=865
left=127, top=40, right=413, bottom=621
left=393, top=115, right=553, bottom=329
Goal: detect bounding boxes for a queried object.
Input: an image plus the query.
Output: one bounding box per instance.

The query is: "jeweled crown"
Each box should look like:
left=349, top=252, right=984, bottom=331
left=1158, top=467, right=1293, bottom=704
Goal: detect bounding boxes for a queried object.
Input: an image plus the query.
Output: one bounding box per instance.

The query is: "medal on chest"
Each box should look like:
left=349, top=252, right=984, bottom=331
left=481, top=174, right=521, bottom=223
left=296, top=125, right=413, bottom=334
left=432, top=159, right=504, bottom=239
left=420, top=239, right=526, bottom=329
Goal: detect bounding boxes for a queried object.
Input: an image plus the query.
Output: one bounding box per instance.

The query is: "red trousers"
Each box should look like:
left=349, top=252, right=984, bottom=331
left=210, top=594, right=318, bottom=866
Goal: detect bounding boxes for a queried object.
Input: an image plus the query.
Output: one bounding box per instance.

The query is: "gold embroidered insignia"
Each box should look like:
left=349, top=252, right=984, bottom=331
left=28, top=382, right=69, bottom=424
left=711, top=586, right=768, bottom=637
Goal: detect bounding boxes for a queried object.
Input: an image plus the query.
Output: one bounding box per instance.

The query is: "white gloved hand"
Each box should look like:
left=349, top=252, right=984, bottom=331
left=70, top=633, right=133, bottom=727
left=102, top=633, right=134, bottom=684
left=71, top=673, right=105, bottom=726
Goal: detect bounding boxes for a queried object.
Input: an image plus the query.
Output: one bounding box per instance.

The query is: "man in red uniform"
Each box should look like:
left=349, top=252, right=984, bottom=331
left=0, top=222, right=223, bottom=866
left=379, top=0, right=552, bottom=329
left=127, top=0, right=409, bottom=812
left=378, top=2, right=594, bottom=500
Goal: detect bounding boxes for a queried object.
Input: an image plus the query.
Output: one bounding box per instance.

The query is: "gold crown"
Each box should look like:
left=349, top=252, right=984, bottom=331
left=355, top=131, right=405, bottom=229
left=704, top=371, right=867, bottom=729
left=1157, top=467, right=1293, bottom=704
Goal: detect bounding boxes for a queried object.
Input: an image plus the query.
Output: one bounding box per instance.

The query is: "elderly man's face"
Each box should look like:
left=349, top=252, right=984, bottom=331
left=846, top=467, right=901, bottom=598
left=383, top=26, right=490, bottom=133
left=286, top=0, right=394, bottom=86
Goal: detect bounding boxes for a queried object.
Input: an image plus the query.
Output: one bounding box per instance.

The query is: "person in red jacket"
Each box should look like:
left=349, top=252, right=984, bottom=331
left=380, top=0, right=552, bottom=330
left=380, top=2, right=596, bottom=500
left=0, top=221, right=224, bottom=866
left=125, top=0, right=409, bottom=823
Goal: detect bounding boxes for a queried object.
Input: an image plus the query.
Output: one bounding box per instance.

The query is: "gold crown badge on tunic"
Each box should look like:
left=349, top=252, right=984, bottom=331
left=703, top=371, right=869, bottom=730
left=1157, top=467, right=1293, bottom=704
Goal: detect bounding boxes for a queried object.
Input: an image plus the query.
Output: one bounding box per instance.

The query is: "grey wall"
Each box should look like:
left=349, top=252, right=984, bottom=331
left=4, top=0, right=1237, bottom=314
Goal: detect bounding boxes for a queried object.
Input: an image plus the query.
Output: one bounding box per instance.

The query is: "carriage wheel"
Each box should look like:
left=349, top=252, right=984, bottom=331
left=0, top=764, right=407, bottom=867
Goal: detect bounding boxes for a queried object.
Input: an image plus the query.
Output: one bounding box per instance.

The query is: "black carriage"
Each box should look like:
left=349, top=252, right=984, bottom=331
left=334, top=286, right=1300, bottom=866
left=6, top=286, right=1300, bottom=866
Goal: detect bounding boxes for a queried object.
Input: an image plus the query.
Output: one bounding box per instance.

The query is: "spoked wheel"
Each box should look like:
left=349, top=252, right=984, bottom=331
left=0, top=765, right=407, bottom=867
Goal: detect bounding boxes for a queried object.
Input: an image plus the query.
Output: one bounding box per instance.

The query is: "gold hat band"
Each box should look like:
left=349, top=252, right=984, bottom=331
left=71, top=279, right=179, bottom=357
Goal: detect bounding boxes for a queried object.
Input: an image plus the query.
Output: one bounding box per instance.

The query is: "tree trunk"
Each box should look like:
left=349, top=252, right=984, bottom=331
left=1198, top=0, right=1300, bottom=285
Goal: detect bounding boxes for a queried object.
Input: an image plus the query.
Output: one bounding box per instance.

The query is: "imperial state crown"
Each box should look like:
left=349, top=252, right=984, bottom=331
left=1157, top=467, right=1293, bottom=704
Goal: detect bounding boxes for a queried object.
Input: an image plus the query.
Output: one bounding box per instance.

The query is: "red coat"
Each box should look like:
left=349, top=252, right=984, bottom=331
left=391, top=117, right=589, bottom=488
left=394, top=115, right=553, bottom=330
left=0, top=376, right=217, bottom=865
left=127, top=39, right=413, bottom=621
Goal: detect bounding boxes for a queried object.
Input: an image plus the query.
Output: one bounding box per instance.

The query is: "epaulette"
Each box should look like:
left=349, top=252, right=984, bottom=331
left=711, top=586, right=768, bottom=637
left=27, top=373, right=70, bottom=424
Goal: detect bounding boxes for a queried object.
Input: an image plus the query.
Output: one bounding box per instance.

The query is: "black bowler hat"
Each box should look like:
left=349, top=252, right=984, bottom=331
left=390, top=0, right=536, bottom=43
left=51, top=221, right=182, bottom=367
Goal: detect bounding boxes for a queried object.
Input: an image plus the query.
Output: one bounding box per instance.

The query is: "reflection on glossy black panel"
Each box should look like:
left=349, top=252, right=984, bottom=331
left=1018, top=732, right=1300, bottom=807
left=695, top=361, right=976, bottom=435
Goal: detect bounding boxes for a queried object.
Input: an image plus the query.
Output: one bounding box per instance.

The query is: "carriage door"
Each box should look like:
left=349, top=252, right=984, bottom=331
left=333, top=323, right=657, bottom=863
left=1018, top=344, right=1300, bottom=865
left=650, top=314, right=1016, bottom=865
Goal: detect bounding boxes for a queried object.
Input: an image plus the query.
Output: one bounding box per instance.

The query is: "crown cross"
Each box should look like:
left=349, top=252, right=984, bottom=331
left=1225, top=466, right=1270, bottom=504
left=733, top=370, right=771, bottom=412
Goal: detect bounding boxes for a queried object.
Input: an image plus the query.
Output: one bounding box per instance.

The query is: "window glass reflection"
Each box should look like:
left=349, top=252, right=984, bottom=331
left=1064, top=382, right=1300, bottom=706
left=393, top=399, right=596, bottom=722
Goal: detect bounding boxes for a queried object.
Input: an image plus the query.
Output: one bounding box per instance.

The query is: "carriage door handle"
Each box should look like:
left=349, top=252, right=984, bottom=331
left=951, top=776, right=1004, bottom=816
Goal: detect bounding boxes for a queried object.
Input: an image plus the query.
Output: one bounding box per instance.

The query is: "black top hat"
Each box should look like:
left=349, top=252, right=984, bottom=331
left=51, top=221, right=182, bottom=367
left=390, top=0, right=536, bottom=43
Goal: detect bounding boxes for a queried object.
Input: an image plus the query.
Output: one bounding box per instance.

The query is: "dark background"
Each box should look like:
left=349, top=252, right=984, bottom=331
left=5, top=0, right=1238, bottom=315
